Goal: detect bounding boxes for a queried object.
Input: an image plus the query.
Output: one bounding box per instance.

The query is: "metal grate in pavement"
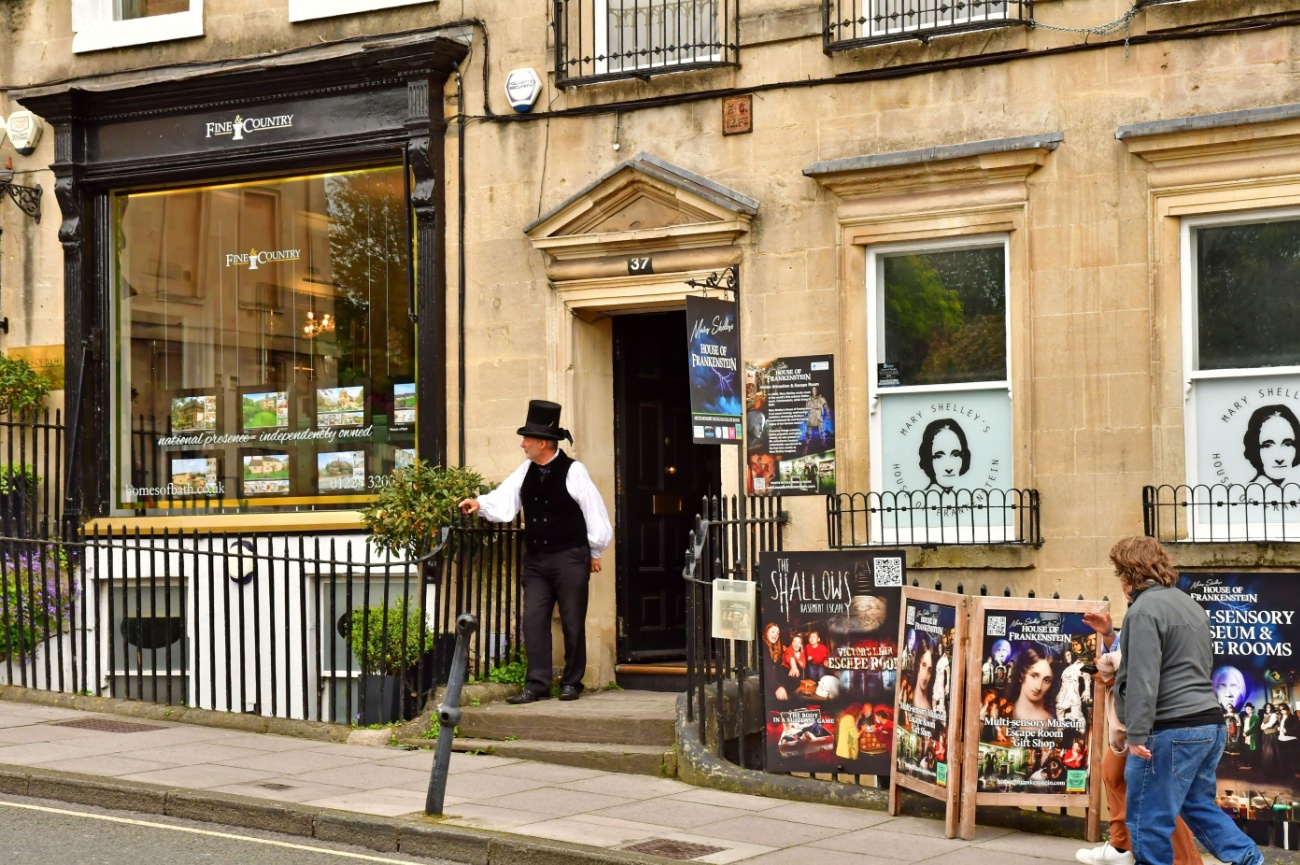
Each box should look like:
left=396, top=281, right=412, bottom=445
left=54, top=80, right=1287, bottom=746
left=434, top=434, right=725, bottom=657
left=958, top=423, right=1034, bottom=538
left=50, top=718, right=165, bottom=734
left=622, top=839, right=728, bottom=860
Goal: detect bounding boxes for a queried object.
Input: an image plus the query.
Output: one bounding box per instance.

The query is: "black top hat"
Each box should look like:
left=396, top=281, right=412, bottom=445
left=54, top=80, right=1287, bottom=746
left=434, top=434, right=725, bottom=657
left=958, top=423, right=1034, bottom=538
left=517, top=400, right=573, bottom=443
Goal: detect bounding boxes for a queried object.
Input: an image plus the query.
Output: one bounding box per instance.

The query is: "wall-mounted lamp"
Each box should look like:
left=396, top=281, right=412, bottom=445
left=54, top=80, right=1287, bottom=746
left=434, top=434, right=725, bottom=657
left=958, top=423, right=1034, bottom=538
left=0, top=167, right=42, bottom=223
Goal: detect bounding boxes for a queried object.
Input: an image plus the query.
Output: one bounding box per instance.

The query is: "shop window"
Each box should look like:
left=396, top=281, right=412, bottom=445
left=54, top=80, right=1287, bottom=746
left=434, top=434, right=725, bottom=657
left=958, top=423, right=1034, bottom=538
left=867, top=237, right=1015, bottom=542
left=1182, top=209, right=1300, bottom=529
left=71, top=0, right=203, bottom=53
left=114, top=165, right=416, bottom=517
left=287, top=0, right=436, bottom=23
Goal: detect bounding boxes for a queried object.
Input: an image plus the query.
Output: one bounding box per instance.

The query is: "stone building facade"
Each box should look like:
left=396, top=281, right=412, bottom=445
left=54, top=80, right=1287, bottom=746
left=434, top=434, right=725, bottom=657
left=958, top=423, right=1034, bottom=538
left=1, top=0, right=1299, bottom=688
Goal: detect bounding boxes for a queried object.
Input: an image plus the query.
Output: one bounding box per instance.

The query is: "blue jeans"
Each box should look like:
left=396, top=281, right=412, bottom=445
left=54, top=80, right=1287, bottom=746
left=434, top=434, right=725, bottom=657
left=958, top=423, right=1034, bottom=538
left=1125, top=723, right=1263, bottom=865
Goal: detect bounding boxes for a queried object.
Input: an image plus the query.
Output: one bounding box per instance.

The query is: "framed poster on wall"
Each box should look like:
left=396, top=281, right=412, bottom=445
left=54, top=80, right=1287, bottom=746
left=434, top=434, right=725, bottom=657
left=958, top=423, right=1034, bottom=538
left=757, top=550, right=904, bottom=775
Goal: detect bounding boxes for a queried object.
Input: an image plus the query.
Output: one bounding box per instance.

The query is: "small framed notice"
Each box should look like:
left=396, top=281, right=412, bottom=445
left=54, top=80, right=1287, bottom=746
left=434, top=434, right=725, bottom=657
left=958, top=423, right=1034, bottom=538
left=711, top=579, right=756, bottom=641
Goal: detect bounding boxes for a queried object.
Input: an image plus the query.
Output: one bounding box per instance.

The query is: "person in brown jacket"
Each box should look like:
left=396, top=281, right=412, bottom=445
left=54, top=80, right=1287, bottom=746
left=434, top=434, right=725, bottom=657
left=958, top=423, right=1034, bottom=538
left=1074, top=609, right=1204, bottom=865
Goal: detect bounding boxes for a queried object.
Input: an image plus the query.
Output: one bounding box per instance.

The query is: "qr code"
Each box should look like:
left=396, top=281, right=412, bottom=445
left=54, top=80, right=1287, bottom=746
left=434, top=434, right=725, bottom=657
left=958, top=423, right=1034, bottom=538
left=906, top=605, right=916, bottom=625
left=873, top=556, right=903, bottom=587
left=987, top=615, right=1007, bottom=637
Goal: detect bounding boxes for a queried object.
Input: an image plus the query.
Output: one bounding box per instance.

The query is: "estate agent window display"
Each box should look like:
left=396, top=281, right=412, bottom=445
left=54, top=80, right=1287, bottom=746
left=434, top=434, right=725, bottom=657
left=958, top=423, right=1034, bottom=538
left=866, top=236, right=1015, bottom=543
left=1182, top=209, right=1300, bottom=537
left=114, top=166, right=417, bottom=515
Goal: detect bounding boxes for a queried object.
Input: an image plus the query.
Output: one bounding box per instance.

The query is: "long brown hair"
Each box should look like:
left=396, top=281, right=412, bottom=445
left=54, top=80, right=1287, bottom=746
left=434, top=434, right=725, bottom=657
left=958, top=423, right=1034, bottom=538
left=1109, top=535, right=1178, bottom=594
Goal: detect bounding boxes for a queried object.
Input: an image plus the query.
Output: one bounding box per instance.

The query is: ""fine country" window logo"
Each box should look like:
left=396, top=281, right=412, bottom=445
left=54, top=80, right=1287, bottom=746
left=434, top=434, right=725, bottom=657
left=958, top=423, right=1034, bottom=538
left=205, top=113, right=295, bottom=141
left=225, top=248, right=302, bottom=270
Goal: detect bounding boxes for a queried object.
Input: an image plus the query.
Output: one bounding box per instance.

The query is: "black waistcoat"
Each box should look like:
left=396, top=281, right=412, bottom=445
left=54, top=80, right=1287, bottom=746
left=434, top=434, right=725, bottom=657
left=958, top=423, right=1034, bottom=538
left=520, top=451, right=588, bottom=555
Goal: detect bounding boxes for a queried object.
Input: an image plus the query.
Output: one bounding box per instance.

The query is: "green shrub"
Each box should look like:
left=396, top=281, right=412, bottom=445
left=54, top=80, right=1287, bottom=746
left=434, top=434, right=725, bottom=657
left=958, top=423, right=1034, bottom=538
left=0, top=354, right=50, bottom=416
left=361, top=461, right=492, bottom=560
left=346, top=597, right=434, bottom=675
left=482, top=648, right=527, bottom=687
left=0, top=465, right=40, bottom=497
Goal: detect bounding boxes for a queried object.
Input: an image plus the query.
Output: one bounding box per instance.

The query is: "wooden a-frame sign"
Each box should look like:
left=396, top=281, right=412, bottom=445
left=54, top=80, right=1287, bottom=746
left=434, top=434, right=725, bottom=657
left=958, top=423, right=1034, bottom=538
left=888, top=587, right=969, bottom=838
left=959, top=596, right=1108, bottom=842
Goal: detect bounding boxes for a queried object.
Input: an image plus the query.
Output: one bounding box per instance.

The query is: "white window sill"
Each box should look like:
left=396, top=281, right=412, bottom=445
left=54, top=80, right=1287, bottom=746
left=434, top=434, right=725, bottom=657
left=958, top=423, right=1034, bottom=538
left=288, top=0, right=436, bottom=22
left=72, top=12, right=204, bottom=54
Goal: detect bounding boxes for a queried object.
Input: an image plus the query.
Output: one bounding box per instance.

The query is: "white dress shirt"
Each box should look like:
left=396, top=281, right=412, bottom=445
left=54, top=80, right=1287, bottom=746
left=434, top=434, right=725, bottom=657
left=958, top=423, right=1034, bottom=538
left=474, top=452, right=614, bottom=558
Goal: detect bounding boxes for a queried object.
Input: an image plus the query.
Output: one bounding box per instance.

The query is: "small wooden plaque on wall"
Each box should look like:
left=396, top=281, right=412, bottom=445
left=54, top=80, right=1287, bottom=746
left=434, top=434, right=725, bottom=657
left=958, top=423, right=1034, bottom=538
left=723, top=95, right=753, bottom=135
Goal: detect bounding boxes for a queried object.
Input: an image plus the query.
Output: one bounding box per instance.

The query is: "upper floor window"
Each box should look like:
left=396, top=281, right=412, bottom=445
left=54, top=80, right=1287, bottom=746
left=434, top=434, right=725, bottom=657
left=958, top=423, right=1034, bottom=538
left=72, top=0, right=203, bottom=53
left=824, top=0, right=1031, bottom=51
left=288, top=0, right=437, bottom=23
left=555, top=0, right=739, bottom=85
left=1184, top=211, right=1300, bottom=518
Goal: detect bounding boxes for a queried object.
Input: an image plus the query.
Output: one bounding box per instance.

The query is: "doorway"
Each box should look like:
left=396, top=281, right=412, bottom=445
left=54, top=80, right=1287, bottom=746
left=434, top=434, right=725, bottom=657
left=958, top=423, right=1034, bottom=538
left=613, top=311, right=720, bottom=664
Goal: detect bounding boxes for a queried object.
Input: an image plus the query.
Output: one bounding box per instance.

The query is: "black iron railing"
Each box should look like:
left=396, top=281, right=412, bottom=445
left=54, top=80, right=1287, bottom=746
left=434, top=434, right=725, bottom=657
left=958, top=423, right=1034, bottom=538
left=0, top=517, right=522, bottom=726
left=554, top=0, right=740, bottom=86
left=683, top=494, right=785, bottom=770
left=826, top=489, right=1041, bottom=548
left=1144, top=483, right=1300, bottom=544
left=0, top=410, right=63, bottom=540
left=823, top=0, right=1031, bottom=51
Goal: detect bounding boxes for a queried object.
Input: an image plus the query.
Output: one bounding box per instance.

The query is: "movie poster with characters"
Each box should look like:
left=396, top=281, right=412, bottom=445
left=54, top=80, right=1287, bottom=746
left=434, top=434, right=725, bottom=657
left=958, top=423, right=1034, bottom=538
left=1180, top=573, right=1300, bottom=814
left=745, top=355, right=836, bottom=496
left=685, top=295, right=743, bottom=445
left=896, top=600, right=958, bottom=787
left=976, top=610, right=1097, bottom=795
left=759, top=550, right=904, bottom=775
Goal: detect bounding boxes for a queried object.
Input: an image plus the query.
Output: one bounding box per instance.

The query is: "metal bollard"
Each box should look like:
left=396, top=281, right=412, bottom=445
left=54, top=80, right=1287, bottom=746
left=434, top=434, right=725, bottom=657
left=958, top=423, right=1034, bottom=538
left=424, top=612, right=478, bottom=815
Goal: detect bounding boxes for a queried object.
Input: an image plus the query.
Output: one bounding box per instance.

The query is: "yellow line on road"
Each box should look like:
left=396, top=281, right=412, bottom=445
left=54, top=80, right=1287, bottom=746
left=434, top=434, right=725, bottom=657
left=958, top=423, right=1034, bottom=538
left=0, top=799, right=423, bottom=864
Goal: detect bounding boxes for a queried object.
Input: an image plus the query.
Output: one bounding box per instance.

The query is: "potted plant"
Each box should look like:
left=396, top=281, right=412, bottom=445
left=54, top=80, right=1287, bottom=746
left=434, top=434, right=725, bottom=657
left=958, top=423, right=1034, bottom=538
left=346, top=597, right=435, bottom=725
left=0, top=353, right=51, bottom=539
left=0, top=465, right=39, bottom=537
left=0, top=352, right=51, bottom=418
left=361, top=460, right=492, bottom=561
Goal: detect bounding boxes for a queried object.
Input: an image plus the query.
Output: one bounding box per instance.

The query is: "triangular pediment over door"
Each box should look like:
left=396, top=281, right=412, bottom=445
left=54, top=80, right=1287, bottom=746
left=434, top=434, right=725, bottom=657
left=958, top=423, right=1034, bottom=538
left=525, top=152, right=759, bottom=271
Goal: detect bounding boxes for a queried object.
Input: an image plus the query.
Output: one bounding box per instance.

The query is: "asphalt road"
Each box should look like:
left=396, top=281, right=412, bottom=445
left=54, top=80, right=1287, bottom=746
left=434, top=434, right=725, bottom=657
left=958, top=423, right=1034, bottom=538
left=0, top=795, right=456, bottom=865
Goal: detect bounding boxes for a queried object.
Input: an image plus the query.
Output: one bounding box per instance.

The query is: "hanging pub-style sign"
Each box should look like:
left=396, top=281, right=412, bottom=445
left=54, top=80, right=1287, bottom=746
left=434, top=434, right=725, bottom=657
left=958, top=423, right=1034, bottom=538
left=685, top=294, right=743, bottom=445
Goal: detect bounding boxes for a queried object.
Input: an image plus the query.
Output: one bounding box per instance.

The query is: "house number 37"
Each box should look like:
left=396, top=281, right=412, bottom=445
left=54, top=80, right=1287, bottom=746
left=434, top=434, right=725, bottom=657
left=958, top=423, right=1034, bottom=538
left=627, top=256, right=654, bottom=274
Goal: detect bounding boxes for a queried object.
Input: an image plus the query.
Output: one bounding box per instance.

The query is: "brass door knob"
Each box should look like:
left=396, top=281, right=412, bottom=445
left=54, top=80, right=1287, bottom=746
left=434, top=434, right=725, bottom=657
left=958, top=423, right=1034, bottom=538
left=665, top=466, right=677, bottom=475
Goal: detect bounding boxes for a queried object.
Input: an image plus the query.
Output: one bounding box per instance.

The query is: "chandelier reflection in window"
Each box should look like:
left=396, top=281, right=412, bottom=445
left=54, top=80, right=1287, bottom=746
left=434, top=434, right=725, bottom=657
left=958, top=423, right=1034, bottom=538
left=303, top=309, right=335, bottom=339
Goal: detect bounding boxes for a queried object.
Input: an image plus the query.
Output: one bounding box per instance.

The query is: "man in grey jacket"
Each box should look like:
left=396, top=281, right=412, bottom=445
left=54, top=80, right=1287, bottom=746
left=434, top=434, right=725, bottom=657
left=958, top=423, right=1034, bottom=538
left=1111, top=536, right=1262, bottom=865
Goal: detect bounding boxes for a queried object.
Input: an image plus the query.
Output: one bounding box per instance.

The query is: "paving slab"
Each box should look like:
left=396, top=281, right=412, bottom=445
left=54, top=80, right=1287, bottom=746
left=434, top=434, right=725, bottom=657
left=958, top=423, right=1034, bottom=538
left=473, top=786, right=635, bottom=818
left=37, top=754, right=174, bottom=777
left=303, top=787, right=428, bottom=817
left=120, top=763, right=277, bottom=789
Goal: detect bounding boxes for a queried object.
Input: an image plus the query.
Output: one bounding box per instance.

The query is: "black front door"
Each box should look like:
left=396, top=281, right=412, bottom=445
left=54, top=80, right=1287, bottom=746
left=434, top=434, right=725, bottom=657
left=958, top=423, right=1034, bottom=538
left=614, top=312, right=720, bottom=662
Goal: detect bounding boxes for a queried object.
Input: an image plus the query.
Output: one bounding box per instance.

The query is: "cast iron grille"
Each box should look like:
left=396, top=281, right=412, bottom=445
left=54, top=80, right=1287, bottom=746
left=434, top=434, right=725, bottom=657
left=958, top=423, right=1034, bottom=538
left=554, top=0, right=740, bottom=86
left=826, top=489, right=1041, bottom=547
left=1144, top=483, right=1300, bottom=544
left=823, top=0, right=1031, bottom=51
left=51, top=718, right=164, bottom=733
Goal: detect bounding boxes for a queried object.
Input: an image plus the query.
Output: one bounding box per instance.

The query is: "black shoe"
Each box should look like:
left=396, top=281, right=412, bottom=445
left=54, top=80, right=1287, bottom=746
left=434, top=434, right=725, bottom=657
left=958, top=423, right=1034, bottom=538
left=559, top=685, right=581, bottom=702
left=507, top=690, right=547, bottom=705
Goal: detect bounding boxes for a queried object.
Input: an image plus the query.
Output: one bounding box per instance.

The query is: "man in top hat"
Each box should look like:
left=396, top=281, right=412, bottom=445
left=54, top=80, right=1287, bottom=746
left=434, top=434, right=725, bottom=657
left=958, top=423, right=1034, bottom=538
left=459, top=400, right=613, bottom=703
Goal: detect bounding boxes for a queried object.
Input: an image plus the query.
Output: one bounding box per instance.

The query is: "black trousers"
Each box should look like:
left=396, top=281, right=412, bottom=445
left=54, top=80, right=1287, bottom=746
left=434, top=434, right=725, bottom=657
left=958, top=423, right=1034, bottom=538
left=522, top=545, right=590, bottom=696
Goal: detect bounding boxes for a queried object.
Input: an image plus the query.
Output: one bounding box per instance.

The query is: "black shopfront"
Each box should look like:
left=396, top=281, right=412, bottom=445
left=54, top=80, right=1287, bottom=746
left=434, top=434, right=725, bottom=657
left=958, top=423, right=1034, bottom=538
left=16, top=36, right=466, bottom=525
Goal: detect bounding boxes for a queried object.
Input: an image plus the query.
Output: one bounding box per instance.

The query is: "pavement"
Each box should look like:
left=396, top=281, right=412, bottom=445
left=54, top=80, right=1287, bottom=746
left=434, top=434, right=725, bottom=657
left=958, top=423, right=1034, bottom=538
left=0, top=696, right=1277, bottom=865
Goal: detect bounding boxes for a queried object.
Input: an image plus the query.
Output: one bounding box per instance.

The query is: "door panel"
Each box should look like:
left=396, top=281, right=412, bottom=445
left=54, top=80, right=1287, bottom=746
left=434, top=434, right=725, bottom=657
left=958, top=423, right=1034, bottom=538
left=615, top=312, right=720, bottom=661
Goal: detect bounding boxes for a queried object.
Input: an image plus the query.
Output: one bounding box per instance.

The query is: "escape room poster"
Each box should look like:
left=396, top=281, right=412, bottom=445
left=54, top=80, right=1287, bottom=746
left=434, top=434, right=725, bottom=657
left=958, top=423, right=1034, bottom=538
left=745, top=355, right=835, bottom=496
left=685, top=295, right=743, bottom=445
left=976, top=610, right=1097, bottom=795
left=759, top=550, right=904, bottom=775
left=896, top=599, right=958, bottom=787
left=1179, top=573, right=1300, bottom=816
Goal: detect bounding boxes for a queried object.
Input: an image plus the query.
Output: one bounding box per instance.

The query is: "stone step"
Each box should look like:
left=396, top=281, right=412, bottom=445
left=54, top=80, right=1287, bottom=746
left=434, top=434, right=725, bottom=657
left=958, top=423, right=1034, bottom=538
left=447, top=737, right=676, bottom=777
left=454, top=690, right=677, bottom=747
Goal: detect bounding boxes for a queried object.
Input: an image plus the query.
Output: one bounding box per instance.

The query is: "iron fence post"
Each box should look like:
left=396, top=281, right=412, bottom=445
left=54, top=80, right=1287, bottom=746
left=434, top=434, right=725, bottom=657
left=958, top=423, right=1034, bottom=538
left=425, top=612, right=478, bottom=816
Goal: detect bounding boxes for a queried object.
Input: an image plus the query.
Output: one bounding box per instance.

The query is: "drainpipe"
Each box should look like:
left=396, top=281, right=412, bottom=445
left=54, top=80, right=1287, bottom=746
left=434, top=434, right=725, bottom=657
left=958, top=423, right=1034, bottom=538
left=456, top=68, right=467, bottom=467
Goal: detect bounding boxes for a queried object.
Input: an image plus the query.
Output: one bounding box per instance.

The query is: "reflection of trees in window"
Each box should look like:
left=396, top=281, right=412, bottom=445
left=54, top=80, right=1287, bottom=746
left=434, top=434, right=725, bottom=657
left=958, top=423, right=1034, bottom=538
left=325, top=170, right=413, bottom=390
left=1197, top=220, right=1300, bottom=371
left=883, top=246, right=1006, bottom=386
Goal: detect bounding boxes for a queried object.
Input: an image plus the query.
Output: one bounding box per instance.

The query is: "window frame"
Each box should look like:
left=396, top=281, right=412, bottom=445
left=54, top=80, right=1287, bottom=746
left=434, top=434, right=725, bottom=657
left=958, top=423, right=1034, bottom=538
left=287, top=0, right=437, bottom=23
left=71, top=0, right=204, bottom=54
left=593, top=0, right=724, bottom=77
left=865, top=233, right=1016, bottom=544
left=1180, top=206, right=1300, bottom=490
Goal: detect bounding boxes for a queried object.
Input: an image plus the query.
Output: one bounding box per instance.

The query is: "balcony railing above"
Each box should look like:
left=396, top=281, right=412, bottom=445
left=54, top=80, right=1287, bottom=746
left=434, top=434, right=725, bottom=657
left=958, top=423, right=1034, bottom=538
left=826, top=489, right=1041, bottom=548
left=824, top=0, right=1032, bottom=51
left=554, top=0, right=739, bottom=86
left=1145, top=484, right=1300, bottom=544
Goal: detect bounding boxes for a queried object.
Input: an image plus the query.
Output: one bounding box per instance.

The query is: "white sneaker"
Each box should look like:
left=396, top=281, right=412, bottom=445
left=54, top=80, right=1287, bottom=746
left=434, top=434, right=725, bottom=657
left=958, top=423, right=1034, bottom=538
left=1075, top=842, right=1136, bottom=865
